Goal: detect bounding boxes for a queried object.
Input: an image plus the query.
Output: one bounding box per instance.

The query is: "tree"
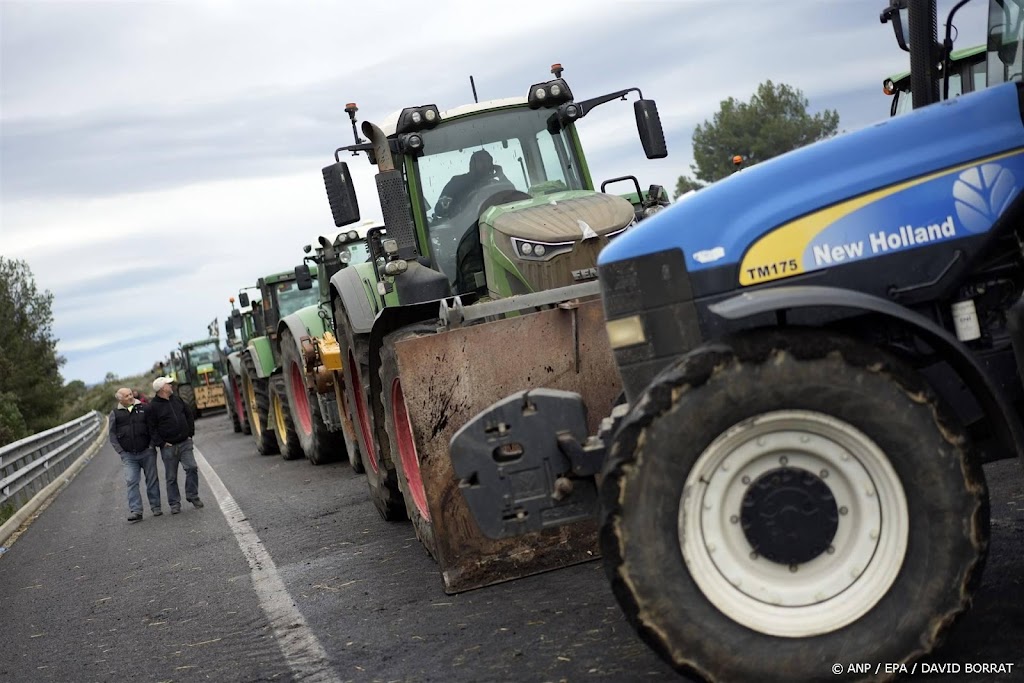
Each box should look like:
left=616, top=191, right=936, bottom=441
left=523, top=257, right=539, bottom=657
left=674, top=80, right=840, bottom=198
left=0, top=257, right=66, bottom=445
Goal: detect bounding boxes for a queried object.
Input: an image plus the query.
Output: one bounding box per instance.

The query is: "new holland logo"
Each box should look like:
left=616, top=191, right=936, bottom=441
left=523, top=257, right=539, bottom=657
left=954, top=163, right=1016, bottom=233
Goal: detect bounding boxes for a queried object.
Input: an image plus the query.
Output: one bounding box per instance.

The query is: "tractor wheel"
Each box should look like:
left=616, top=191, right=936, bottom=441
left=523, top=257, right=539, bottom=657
left=235, top=373, right=252, bottom=435
left=225, top=378, right=242, bottom=433
left=271, top=376, right=303, bottom=460
left=281, top=331, right=346, bottom=466
left=177, top=383, right=198, bottom=419
left=600, top=330, right=989, bottom=683
left=334, top=297, right=404, bottom=519
left=380, top=324, right=439, bottom=560
left=241, top=352, right=279, bottom=456
left=334, top=369, right=365, bottom=474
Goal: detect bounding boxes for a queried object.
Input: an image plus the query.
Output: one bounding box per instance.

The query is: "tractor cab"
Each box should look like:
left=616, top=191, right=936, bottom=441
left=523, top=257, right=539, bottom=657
left=322, top=65, right=668, bottom=308
left=242, top=268, right=320, bottom=366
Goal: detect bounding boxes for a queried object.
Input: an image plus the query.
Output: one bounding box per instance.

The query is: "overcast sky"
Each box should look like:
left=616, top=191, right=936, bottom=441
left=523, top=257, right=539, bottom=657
left=0, top=0, right=989, bottom=385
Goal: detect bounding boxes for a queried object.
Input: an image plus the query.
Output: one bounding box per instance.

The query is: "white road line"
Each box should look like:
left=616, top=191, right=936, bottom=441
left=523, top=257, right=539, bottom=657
left=194, top=446, right=340, bottom=683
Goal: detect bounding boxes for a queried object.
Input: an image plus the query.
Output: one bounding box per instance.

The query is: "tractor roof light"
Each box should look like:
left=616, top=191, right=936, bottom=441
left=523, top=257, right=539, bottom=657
left=883, top=78, right=896, bottom=95
left=396, top=105, right=441, bottom=134
left=528, top=78, right=573, bottom=109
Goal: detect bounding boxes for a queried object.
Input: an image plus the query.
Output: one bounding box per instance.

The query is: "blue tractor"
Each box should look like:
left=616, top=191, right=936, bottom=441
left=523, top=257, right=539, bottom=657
left=452, top=0, right=1024, bottom=679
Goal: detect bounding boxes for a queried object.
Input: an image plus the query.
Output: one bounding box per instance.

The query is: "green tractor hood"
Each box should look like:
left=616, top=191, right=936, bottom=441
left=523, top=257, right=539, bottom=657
left=480, top=189, right=636, bottom=296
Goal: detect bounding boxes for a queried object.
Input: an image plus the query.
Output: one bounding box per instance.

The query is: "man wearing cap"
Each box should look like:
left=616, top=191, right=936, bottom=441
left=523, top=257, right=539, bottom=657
left=146, top=376, right=203, bottom=514
left=109, top=387, right=161, bottom=522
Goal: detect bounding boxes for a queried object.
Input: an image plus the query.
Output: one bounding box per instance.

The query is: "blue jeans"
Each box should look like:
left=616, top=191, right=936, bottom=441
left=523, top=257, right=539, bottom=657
left=161, top=438, right=198, bottom=507
left=121, top=449, right=160, bottom=514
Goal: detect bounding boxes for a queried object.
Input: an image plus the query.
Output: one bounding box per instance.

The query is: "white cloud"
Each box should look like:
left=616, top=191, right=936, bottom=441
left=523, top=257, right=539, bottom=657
left=0, top=0, right=994, bottom=383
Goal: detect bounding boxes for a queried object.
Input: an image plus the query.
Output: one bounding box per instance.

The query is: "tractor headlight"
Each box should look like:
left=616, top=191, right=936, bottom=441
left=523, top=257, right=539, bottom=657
left=339, top=248, right=352, bottom=264
left=606, top=315, right=646, bottom=349
left=511, top=237, right=574, bottom=261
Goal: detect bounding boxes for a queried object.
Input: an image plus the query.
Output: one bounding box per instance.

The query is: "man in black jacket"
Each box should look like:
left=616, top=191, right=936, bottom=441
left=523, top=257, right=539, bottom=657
left=147, top=376, right=203, bottom=514
left=109, top=387, right=161, bottom=522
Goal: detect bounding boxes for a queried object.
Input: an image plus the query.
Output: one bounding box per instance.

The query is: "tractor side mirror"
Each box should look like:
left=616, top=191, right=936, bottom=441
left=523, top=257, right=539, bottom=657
left=880, top=1, right=909, bottom=52
left=322, top=161, right=361, bottom=228
left=225, top=319, right=235, bottom=339
left=231, top=309, right=243, bottom=332
left=295, top=264, right=313, bottom=290
left=239, top=292, right=250, bottom=308
left=635, top=99, right=667, bottom=159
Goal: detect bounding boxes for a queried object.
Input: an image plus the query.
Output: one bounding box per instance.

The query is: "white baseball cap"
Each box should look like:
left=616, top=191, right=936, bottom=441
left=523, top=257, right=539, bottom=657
left=152, top=376, right=175, bottom=392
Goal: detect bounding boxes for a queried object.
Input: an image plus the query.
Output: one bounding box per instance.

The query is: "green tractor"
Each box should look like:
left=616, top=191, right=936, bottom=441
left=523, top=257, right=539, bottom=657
left=319, top=65, right=668, bottom=589
left=223, top=295, right=257, bottom=434
left=885, top=43, right=987, bottom=115
left=283, top=224, right=375, bottom=468
left=173, top=338, right=228, bottom=418
left=238, top=268, right=320, bottom=457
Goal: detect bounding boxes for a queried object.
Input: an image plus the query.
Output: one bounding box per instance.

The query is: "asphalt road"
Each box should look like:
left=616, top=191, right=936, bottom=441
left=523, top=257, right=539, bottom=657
left=0, top=414, right=1021, bottom=683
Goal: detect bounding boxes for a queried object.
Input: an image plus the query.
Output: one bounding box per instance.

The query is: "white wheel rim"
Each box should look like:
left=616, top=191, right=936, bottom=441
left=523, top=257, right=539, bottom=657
left=679, top=410, right=909, bottom=638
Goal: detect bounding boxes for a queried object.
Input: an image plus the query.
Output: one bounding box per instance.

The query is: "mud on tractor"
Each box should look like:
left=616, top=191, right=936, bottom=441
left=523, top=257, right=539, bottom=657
left=169, top=338, right=228, bottom=418
left=450, top=0, right=1024, bottom=679
left=320, top=65, right=668, bottom=590
left=238, top=268, right=321, bottom=458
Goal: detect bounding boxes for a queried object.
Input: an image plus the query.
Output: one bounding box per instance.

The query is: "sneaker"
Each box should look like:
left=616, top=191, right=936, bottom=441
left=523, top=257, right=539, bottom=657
left=127, top=512, right=143, bottom=523
left=152, top=509, right=163, bottom=517
left=170, top=505, right=181, bottom=515
left=188, top=498, right=204, bottom=509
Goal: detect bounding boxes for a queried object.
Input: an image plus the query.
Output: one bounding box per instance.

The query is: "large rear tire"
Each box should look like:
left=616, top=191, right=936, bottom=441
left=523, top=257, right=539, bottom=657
left=334, top=297, right=404, bottom=519
left=241, top=352, right=279, bottom=456
left=235, top=372, right=252, bottom=435
left=281, top=331, right=347, bottom=466
left=177, top=383, right=198, bottom=420
left=600, top=330, right=989, bottom=682
left=380, top=324, right=439, bottom=560
left=335, top=371, right=365, bottom=474
left=271, top=376, right=303, bottom=460
left=224, top=377, right=242, bottom=433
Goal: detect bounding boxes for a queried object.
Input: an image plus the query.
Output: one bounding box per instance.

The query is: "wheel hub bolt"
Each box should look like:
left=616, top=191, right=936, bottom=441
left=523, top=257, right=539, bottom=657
left=789, top=564, right=798, bottom=573
left=730, top=515, right=739, bottom=524
left=839, top=506, right=848, bottom=515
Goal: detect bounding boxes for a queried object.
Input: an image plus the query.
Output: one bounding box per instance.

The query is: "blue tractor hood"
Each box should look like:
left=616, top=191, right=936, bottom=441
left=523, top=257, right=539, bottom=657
left=599, top=82, right=1024, bottom=285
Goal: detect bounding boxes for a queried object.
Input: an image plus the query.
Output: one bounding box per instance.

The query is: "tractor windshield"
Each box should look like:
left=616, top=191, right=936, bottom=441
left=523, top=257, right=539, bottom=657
left=989, top=0, right=1024, bottom=85
left=274, top=279, right=319, bottom=318
left=414, top=106, right=586, bottom=283
left=187, top=343, right=220, bottom=368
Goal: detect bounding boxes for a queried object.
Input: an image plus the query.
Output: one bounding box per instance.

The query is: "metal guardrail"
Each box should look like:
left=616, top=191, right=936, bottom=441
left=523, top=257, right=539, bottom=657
left=0, top=411, right=103, bottom=514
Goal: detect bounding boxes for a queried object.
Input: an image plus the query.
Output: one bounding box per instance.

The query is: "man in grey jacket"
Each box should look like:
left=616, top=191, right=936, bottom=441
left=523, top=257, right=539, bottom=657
left=108, top=387, right=161, bottom=522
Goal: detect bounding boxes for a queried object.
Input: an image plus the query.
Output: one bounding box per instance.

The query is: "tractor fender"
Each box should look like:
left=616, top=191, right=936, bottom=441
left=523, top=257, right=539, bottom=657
left=278, top=306, right=329, bottom=349
left=707, top=284, right=1024, bottom=462
left=227, top=350, right=242, bottom=379
left=330, top=265, right=376, bottom=335
left=245, top=337, right=275, bottom=379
